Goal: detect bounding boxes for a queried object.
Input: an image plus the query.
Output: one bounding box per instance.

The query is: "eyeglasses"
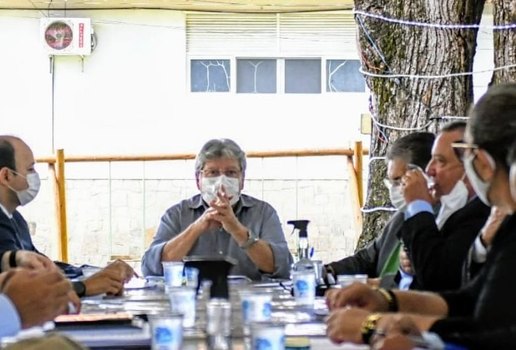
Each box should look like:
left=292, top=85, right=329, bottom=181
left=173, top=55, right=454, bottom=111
left=201, top=168, right=241, bottom=178
left=451, top=142, right=478, bottom=150
left=383, top=163, right=424, bottom=189
left=383, top=178, right=401, bottom=189
left=451, top=141, right=479, bottom=161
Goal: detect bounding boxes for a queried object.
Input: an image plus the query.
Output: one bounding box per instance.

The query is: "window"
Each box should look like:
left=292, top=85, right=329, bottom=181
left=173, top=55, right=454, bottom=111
left=326, top=59, right=365, bottom=92
left=285, top=59, right=321, bottom=94
left=237, top=59, right=277, bottom=93
left=191, top=59, right=230, bottom=92
left=189, top=57, right=365, bottom=94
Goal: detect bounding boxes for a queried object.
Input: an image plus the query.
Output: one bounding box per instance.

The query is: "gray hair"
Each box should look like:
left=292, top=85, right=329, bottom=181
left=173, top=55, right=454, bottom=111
left=386, top=132, right=435, bottom=169
left=194, top=138, right=247, bottom=175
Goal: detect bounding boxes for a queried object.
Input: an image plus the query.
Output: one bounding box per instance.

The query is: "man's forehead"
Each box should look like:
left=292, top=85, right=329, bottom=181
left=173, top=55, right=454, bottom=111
left=204, top=157, right=239, bottom=167
left=12, top=139, right=34, bottom=162
left=434, top=130, right=464, bottom=152
left=387, top=158, right=407, bottom=174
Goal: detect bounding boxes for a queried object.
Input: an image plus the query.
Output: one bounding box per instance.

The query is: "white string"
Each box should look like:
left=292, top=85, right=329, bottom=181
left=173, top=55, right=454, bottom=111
left=439, top=115, right=469, bottom=120
left=370, top=113, right=433, bottom=131
left=361, top=206, right=397, bottom=213
left=354, top=10, right=516, bottom=30
left=359, top=63, right=516, bottom=80
left=368, top=156, right=386, bottom=162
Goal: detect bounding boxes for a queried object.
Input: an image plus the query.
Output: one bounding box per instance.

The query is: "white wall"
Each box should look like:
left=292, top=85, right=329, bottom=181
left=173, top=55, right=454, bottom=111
left=0, top=9, right=369, bottom=267
left=0, top=9, right=369, bottom=157
left=0, top=8, right=495, bottom=268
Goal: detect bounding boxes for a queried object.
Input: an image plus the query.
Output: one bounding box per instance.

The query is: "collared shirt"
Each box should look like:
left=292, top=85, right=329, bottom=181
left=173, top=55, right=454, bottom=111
left=398, top=268, right=414, bottom=290
left=0, top=294, right=21, bottom=337
left=141, top=194, right=292, bottom=280
left=0, top=203, right=12, bottom=219
left=404, top=199, right=434, bottom=220
left=471, top=235, right=489, bottom=263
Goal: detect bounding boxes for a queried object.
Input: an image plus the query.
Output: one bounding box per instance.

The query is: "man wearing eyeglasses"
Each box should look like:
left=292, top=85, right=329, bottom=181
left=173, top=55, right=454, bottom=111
left=141, top=138, right=292, bottom=280
left=399, top=121, right=490, bottom=291
left=324, top=132, right=435, bottom=289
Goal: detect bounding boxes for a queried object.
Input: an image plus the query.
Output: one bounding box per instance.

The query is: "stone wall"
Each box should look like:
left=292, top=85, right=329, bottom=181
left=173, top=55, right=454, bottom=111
left=20, top=157, right=364, bottom=273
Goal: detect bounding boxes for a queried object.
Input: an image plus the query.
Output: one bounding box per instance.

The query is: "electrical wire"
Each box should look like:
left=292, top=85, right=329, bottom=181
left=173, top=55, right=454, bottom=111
left=354, top=10, right=516, bottom=30
left=359, top=63, right=516, bottom=80
left=361, top=206, right=397, bottom=213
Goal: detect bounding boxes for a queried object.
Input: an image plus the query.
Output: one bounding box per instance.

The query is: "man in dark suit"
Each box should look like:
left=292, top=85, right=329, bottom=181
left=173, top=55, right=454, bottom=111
left=0, top=135, right=135, bottom=298
left=325, top=132, right=435, bottom=288
left=400, top=121, right=490, bottom=291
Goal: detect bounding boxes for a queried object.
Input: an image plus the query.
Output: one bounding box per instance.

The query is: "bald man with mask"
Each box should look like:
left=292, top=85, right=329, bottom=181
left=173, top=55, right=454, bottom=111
left=0, top=135, right=135, bottom=299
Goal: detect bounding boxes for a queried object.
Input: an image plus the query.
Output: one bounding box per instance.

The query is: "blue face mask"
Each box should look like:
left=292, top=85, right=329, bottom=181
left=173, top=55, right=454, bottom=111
left=464, top=151, right=495, bottom=206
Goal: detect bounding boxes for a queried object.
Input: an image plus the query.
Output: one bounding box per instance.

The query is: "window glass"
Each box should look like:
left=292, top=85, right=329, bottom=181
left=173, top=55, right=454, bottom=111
left=191, top=59, right=230, bottom=92
left=285, top=59, right=321, bottom=94
left=326, top=59, right=365, bottom=92
left=237, top=59, right=277, bottom=93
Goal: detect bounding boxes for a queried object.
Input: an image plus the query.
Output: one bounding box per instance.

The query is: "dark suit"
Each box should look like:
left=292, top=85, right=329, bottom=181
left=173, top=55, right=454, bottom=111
left=429, top=214, right=516, bottom=349
left=0, top=209, right=41, bottom=256
left=327, top=211, right=405, bottom=288
left=401, top=197, right=490, bottom=291
left=0, top=209, right=84, bottom=278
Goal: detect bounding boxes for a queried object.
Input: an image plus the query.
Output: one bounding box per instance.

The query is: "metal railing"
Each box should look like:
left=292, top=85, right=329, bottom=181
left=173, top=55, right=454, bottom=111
left=37, top=142, right=366, bottom=262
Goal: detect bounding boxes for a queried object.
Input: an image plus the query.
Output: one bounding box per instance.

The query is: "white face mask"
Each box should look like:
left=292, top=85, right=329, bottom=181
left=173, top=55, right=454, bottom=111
left=435, top=176, right=469, bottom=229
left=388, top=185, right=406, bottom=211
left=7, top=170, right=41, bottom=206
left=464, top=152, right=495, bottom=206
left=201, top=175, right=240, bottom=206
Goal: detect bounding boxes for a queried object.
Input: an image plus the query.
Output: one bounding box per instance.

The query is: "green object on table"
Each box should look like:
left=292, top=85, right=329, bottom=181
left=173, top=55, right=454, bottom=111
left=286, top=336, right=311, bottom=350
left=379, top=241, right=401, bottom=277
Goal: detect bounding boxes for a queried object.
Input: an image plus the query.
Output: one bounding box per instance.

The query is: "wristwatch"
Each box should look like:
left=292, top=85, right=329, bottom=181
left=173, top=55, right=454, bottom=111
left=73, top=281, right=87, bottom=298
left=361, top=313, right=382, bottom=344
left=240, top=230, right=259, bottom=250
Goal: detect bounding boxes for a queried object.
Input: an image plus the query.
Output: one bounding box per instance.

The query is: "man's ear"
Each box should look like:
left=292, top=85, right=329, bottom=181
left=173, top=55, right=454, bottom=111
left=240, top=173, right=245, bottom=191
left=0, top=167, right=11, bottom=186
left=195, top=173, right=201, bottom=191
left=475, top=149, right=496, bottom=182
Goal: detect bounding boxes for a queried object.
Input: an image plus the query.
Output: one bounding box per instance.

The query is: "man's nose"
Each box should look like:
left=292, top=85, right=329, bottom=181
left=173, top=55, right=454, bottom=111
left=425, top=162, right=435, bottom=176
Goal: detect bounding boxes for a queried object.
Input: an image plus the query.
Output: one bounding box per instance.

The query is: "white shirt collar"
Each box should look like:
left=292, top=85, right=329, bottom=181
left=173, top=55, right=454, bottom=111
left=0, top=202, right=13, bottom=219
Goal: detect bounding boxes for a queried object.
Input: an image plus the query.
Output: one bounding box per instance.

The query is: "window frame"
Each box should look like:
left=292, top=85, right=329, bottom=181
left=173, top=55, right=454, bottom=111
left=187, top=56, right=364, bottom=94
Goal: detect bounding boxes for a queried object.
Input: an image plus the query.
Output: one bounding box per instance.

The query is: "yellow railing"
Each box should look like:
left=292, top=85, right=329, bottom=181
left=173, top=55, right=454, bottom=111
left=37, top=142, right=367, bottom=262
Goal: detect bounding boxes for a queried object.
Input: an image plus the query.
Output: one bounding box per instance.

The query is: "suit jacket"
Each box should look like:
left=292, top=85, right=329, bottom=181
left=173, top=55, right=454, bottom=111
left=327, top=211, right=405, bottom=288
left=429, top=214, right=516, bottom=349
left=0, top=209, right=84, bottom=278
left=0, top=209, right=40, bottom=256
left=401, top=197, right=490, bottom=292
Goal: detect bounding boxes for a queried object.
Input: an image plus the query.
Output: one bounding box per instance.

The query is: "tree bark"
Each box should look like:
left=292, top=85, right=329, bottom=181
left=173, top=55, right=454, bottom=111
left=354, top=0, right=485, bottom=249
left=491, top=0, right=516, bottom=84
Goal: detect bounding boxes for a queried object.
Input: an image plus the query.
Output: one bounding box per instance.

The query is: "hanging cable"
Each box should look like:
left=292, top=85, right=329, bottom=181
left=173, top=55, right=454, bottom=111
left=354, top=10, right=516, bottom=30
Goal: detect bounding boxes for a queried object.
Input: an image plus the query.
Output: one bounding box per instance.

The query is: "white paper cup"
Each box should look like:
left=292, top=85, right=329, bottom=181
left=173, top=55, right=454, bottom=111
left=239, top=290, right=272, bottom=335
left=149, top=313, right=183, bottom=350
left=162, top=262, right=184, bottom=287
left=251, top=322, right=285, bottom=350
left=168, top=287, right=196, bottom=328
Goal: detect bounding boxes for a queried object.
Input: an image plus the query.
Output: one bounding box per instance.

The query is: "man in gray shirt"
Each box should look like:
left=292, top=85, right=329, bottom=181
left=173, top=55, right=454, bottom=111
left=141, top=138, right=292, bottom=280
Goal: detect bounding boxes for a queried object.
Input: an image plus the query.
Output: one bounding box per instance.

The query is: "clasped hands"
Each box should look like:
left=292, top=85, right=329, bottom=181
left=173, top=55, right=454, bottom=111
left=195, top=185, right=246, bottom=239
left=325, top=283, right=422, bottom=350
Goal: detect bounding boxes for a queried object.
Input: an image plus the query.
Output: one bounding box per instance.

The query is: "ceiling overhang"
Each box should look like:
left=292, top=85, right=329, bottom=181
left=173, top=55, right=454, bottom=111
left=0, top=0, right=354, bottom=13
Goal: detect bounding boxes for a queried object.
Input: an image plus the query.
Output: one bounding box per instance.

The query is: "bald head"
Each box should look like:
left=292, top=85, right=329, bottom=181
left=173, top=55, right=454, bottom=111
left=0, top=136, right=37, bottom=211
left=0, top=136, right=33, bottom=173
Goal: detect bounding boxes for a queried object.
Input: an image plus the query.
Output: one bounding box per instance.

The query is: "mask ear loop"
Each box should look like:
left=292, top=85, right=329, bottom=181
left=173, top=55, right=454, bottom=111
left=510, top=163, right=516, bottom=203
left=483, top=150, right=497, bottom=173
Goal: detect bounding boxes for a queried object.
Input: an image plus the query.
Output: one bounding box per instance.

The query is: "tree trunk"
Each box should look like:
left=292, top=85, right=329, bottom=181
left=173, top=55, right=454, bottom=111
left=491, top=0, right=516, bottom=84
left=354, top=0, right=485, bottom=249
